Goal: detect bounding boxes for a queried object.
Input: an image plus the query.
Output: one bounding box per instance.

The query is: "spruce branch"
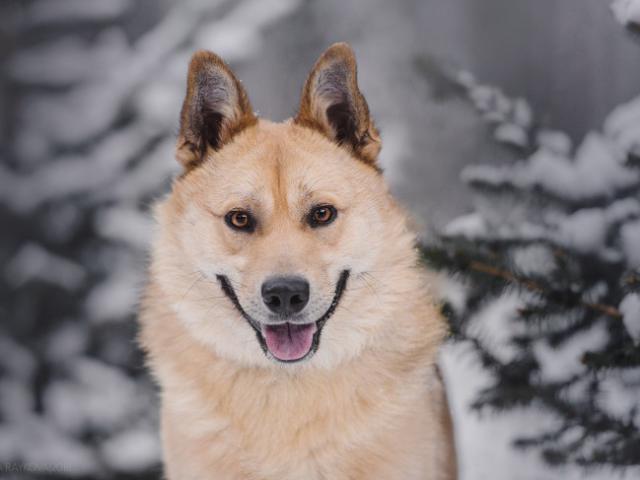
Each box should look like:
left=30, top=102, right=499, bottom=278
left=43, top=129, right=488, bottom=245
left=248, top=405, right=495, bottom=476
left=468, top=260, right=622, bottom=318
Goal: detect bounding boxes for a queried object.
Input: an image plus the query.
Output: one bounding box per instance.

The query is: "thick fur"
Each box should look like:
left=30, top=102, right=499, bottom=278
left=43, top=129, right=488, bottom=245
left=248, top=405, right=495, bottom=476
left=140, top=43, right=456, bottom=480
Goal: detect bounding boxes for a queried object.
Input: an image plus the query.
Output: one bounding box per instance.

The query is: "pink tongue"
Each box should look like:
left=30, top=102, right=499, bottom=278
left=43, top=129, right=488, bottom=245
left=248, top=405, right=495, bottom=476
left=263, top=323, right=317, bottom=361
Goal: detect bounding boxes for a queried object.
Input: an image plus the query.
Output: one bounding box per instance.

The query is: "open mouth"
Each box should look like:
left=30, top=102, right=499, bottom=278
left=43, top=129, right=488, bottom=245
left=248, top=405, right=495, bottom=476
left=216, top=270, right=350, bottom=363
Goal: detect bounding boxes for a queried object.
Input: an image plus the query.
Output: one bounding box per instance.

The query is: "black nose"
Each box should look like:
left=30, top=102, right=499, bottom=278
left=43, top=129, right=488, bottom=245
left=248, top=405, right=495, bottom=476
left=261, top=276, right=310, bottom=316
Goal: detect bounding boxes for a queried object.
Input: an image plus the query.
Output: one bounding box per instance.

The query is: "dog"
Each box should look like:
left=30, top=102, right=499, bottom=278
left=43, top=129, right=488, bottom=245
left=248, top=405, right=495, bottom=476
left=140, top=43, right=456, bottom=480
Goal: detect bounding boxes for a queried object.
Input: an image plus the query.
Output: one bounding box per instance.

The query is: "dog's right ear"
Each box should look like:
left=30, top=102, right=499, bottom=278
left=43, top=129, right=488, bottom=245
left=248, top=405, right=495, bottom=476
left=176, top=50, right=256, bottom=170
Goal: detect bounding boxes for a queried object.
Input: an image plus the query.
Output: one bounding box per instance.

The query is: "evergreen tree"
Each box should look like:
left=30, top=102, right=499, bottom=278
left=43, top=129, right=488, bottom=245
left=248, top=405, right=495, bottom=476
left=424, top=6, right=640, bottom=470
left=0, top=1, right=302, bottom=478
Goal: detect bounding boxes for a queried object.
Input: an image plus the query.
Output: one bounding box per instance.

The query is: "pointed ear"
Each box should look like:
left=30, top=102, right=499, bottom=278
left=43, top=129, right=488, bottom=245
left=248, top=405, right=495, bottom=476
left=294, top=43, right=381, bottom=165
left=176, top=50, right=257, bottom=169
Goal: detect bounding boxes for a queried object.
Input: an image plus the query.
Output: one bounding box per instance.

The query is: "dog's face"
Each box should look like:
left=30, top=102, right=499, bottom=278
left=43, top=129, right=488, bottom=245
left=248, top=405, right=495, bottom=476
left=152, top=44, right=418, bottom=368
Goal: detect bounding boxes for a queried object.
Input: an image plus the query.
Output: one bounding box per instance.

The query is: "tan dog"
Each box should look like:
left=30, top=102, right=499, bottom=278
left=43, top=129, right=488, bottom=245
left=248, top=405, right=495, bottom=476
left=140, top=43, right=456, bottom=480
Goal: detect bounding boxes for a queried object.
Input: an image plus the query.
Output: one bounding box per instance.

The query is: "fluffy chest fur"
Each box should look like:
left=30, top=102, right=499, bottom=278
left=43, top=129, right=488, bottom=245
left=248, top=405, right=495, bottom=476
left=141, top=281, right=453, bottom=480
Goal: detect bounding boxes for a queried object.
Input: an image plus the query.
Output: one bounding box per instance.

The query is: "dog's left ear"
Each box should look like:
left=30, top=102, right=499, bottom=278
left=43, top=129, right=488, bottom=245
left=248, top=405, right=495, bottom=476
left=295, top=43, right=381, bottom=166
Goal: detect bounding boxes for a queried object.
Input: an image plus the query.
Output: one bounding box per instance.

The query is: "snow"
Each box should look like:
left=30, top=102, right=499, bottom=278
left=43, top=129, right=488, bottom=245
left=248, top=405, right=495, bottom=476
left=3, top=243, right=86, bottom=290
left=434, top=273, right=469, bottom=316
left=533, top=321, right=609, bottom=383
left=465, top=292, right=526, bottom=364
left=509, top=244, right=556, bottom=277
left=27, top=0, right=132, bottom=26
left=597, top=367, right=640, bottom=425
left=2, top=0, right=639, bottom=478
left=620, top=219, right=640, bottom=267
left=494, top=122, right=528, bottom=148
left=0, top=123, right=157, bottom=213
left=84, top=260, right=143, bottom=324
left=0, top=416, right=99, bottom=477
left=536, top=130, right=572, bottom=155
left=441, top=342, right=558, bottom=480
left=95, top=207, right=153, bottom=250
left=43, top=358, right=141, bottom=435
left=93, top=138, right=178, bottom=203
left=605, top=93, right=640, bottom=153
left=100, top=428, right=161, bottom=472
left=440, top=342, right=640, bottom=480
left=468, top=85, right=511, bottom=122
left=512, top=99, right=533, bottom=129
left=442, top=53, right=640, bottom=479
left=552, top=208, right=608, bottom=254
left=443, top=212, right=488, bottom=238
left=460, top=76, right=534, bottom=152
left=619, top=293, right=640, bottom=343
left=611, top=0, right=640, bottom=26
left=2, top=0, right=304, bottom=214
left=10, top=30, right=130, bottom=87
left=546, top=198, right=640, bottom=257
left=195, top=0, right=301, bottom=60
left=463, top=133, right=639, bottom=201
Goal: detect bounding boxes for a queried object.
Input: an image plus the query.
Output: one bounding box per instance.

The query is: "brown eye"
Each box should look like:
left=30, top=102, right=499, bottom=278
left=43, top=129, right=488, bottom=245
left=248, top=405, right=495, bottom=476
left=225, top=210, right=255, bottom=232
left=308, top=205, right=337, bottom=228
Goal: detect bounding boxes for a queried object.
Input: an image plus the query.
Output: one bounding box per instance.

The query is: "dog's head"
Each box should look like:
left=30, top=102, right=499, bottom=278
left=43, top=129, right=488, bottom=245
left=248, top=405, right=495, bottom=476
left=152, top=44, right=422, bottom=368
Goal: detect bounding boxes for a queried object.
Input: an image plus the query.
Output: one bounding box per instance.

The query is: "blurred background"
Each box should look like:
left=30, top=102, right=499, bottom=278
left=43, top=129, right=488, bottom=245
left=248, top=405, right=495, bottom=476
left=1, top=0, right=639, bottom=479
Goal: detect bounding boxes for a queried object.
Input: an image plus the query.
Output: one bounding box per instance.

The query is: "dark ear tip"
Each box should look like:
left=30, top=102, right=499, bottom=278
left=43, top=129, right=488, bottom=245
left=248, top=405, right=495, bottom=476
left=319, top=42, right=356, bottom=65
left=187, top=50, right=229, bottom=77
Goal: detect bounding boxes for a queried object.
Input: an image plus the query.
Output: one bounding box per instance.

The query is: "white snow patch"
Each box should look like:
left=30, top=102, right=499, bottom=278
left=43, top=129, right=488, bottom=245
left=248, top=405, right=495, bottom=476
left=534, top=321, right=609, bottom=383
left=100, top=428, right=161, bottom=472
left=43, top=358, right=140, bottom=435
left=84, top=264, right=142, bottom=323
left=4, top=243, right=85, bottom=290
left=95, top=206, right=153, bottom=250
left=620, top=219, right=640, bottom=268
left=0, top=123, right=156, bottom=213
left=462, top=133, right=638, bottom=201
left=0, top=415, right=99, bottom=477
left=605, top=93, right=640, bottom=153
left=27, top=0, right=132, bottom=25
left=546, top=198, right=640, bottom=256
left=444, top=212, right=488, bottom=239
left=466, top=292, right=525, bottom=364
left=611, top=0, right=640, bottom=26
left=597, top=368, right=640, bottom=424
left=433, top=273, right=468, bottom=316
left=494, top=123, right=528, bottom=148
left=512, top=98, right=533, bottom=128
left=619, top=293, right=640, bottom=343
left=195, top=0, right=302, bottom=61
left=133, top=79, right=183, bottom=130
left=10, top=29, right=129, bottom=87
left=377, top=123, right=412, bottom=186
left=439, top=342, right=607, bottom=480
left=581, top=282, right=609, bottom=305
left=469, top=85, right=511, bottom=123
left=552, top=208, right=608, bottom=254
left=536, top=129, right=572, bottom=155
left=93, top=138, right=178, bottom=203
left=510, top=244, right=556, bottom=277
